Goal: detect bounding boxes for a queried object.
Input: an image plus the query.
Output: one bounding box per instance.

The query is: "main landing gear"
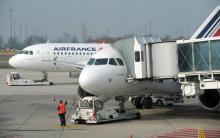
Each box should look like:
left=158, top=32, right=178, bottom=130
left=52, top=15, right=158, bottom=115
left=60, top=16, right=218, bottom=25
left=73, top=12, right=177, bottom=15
left=42, top=71, right=48, bottom=81
left=134, top=96, right=153, bottom=109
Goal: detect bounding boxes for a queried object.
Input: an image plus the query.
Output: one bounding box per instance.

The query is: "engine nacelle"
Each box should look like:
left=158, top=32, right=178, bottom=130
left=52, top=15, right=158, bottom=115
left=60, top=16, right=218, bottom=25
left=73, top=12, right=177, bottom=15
left=199, top=89, right=220, bottom=111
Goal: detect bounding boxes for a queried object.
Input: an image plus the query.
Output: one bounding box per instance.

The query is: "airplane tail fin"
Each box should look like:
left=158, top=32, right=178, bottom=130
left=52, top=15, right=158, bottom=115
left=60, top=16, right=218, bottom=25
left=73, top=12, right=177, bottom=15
left=191, top=6, right=220, bottom=39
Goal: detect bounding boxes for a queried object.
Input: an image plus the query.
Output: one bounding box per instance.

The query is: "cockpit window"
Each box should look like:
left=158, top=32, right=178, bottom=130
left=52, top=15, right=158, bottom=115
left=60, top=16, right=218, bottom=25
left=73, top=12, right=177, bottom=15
left=109, top=58, right=118, bottom=66
left=19, top=50, right=33, bottom=55
left=24, top=51, right=29, bottom=54
left=94, top=58, right=108, bottom=65
left=87, top=58, right=95, bottom=65
left=116, top=58, right=124, bottom=66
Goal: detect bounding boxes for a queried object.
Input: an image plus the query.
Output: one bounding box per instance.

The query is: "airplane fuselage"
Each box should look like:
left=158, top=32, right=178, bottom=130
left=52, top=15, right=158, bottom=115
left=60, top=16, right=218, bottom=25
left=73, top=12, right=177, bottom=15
left=9, top=43, right=108, bottom=72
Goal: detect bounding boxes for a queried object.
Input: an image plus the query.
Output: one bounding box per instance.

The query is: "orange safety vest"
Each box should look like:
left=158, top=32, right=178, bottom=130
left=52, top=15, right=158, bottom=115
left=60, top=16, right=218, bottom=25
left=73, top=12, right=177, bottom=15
left=58, top=103, right=66, bottom=114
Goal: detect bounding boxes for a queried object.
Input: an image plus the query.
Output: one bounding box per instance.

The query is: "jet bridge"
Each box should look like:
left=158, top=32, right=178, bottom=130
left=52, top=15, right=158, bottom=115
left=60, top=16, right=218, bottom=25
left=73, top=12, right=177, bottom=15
left=112, top=36, right=178, bottom=80
left=177, top=37, right=220, bottom=97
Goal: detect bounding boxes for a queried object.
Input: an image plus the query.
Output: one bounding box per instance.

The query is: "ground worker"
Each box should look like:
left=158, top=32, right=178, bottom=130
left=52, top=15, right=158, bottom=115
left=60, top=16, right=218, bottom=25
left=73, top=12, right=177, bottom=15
left=57, top=100, right=67, bottom=126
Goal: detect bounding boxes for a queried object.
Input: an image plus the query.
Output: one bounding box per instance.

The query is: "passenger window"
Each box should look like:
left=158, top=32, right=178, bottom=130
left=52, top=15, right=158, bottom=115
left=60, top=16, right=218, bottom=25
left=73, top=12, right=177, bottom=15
left=61, top=52, right=63, bottom=55
left=109, top=58, right=118, bottom=66
left=87, top=58, right=96, bottom=65
left=72, top=52, right=74, bottom=55
left=30, top=51, right=33, bottom=55
left=135, top=51, right=140, bottom=62
left=116, top=58, right=124, bottom=66
left=57, top=52, right=59, bottom=55
left=53, top=52, right=56, bottom=55
left=95, top=58, right=108, bottom=65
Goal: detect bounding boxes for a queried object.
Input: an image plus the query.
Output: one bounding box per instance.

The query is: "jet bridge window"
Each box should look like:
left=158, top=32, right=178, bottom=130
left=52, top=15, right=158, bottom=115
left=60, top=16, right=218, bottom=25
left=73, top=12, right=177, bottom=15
left=87, top=58, right=95, bottom=65
left=109, top=58, right=118, bottom=66
left=210, top=40, right=220, bottom=70
left=116, top=58, right=124, bottom=66
left=135, top=51, right=140, bottom=62
left=94, top=58, right=108, bottom=65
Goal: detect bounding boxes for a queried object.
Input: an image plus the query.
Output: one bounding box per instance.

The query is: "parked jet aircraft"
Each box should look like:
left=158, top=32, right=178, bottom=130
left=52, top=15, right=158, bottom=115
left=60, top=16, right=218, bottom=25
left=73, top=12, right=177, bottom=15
left=78, top=6, right=220, bottom=111
left=9, top=43, right=109, bottom=79
left=78, top=46, right=181, bottom=108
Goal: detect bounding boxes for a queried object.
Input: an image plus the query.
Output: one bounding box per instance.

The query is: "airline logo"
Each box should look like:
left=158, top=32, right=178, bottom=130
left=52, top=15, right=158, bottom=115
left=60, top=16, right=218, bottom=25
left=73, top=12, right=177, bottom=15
left=54, top=47, right=96, bottom=52
left=191, top=6, right=220, bottom=39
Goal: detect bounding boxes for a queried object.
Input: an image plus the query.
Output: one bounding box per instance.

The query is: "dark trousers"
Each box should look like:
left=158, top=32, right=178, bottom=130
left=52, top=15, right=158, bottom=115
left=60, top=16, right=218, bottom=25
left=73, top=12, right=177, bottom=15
left=59, top=113, right=66, bottom=126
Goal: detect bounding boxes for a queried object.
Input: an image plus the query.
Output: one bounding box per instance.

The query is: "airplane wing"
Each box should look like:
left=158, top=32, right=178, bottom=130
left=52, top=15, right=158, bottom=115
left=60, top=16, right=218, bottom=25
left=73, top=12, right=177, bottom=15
left=52, top=57, right=85, bottom=70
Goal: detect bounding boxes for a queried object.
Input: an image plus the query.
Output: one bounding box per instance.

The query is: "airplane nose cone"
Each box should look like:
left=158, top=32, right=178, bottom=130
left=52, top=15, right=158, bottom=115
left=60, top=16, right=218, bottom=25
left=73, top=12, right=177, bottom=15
left=9, top=56, right=15, bottom=67
left=79, top=69, right=92, bottom=92
left=9, top=55, right=18, bottom=68
left=79, top=67, right=98, bottom=93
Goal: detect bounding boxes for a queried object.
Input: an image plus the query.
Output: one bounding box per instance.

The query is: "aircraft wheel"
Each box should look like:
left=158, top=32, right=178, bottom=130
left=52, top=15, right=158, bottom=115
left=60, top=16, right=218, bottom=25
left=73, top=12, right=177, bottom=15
left=131, top=98, right=136, bottom=105
left=143, top=97, right=153, bottom=109
left=136, top=112, right=141, bottom=119
left=135, top=97, right=143, bottom=109
left=156, top=99, right=163, bottom=106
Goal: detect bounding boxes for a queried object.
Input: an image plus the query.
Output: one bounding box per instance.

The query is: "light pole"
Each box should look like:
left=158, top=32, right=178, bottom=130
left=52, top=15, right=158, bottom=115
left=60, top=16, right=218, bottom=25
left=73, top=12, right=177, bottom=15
left=149, top=21, right=152, bottom=37
left=10, top=8, right=13, bottom=49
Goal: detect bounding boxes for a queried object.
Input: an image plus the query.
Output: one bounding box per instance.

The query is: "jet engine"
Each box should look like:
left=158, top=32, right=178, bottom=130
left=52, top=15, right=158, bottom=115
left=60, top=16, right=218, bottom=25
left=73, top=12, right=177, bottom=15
left=199, top=89, right=220, bottom=111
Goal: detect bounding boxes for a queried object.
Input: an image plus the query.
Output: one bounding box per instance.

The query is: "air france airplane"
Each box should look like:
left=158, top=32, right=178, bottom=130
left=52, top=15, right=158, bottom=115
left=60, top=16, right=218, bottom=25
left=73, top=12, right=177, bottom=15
left=9, top=43, right=109, bottom=79
left=78, top=46, right=181, bottom=98
left=78, top=6, right=220, bottom=110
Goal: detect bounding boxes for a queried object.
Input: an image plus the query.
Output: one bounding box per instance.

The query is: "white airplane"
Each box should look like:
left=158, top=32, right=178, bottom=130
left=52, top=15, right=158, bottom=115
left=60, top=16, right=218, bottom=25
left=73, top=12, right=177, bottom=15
left=77, top=6, right=220, bottom=110
left=78, top=46, right=181, bottom=108
left=9, top=43, right=109, bottom=80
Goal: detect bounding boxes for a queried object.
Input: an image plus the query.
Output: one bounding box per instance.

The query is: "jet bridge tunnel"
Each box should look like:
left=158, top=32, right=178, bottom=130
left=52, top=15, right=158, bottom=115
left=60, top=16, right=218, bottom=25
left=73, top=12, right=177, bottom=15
left=112, top=36, right=179, bottom=80
left=177, top=37, right=220, bottom=111
left=112, top=36, right=220, bottom=111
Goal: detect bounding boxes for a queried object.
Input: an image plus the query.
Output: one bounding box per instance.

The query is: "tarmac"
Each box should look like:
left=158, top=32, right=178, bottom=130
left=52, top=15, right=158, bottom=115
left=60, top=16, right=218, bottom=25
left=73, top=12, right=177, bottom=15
left=0, top=69, right=220, bottom=138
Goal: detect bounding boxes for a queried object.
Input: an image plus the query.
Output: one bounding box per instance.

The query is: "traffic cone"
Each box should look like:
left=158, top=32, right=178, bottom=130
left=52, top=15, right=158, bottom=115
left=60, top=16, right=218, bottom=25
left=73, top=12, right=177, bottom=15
left=52, top=95, right=56, bottom=101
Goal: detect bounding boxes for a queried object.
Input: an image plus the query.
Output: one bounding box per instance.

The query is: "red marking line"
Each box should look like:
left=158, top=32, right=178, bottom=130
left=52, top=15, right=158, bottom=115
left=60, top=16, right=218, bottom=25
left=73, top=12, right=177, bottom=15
left=147, top=128, right=220, bottom=138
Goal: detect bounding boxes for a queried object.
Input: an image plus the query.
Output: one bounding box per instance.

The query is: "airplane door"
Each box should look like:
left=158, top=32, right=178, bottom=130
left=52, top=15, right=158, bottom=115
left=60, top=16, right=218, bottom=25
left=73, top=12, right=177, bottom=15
left=42, top=46, right=51, bottom=61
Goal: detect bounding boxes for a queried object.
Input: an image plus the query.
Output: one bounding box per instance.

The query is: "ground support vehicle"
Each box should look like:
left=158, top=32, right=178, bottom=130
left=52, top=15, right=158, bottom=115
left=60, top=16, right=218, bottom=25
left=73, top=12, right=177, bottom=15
left=129, top=95, right=183, bottom=108
left=6, top=72, right=53, bottom=86
left=71, top=96, right=141, bottom=124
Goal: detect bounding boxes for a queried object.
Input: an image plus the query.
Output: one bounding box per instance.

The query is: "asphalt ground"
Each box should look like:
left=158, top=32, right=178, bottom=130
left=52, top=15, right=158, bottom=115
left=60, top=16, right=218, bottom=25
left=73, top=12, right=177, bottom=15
left=0, top=69, right=220, bottom=138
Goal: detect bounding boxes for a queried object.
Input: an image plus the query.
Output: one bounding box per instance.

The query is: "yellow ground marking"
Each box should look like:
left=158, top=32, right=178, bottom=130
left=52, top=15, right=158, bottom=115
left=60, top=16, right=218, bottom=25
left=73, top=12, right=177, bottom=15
left=54, top=124, right=83, bottom=129
left=198, top=127, right=206, bottom=138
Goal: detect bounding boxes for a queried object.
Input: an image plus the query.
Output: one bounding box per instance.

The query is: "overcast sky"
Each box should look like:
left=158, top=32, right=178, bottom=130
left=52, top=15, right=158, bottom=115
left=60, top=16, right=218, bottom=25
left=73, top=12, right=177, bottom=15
left=0, top=0, right=219, bottom=41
